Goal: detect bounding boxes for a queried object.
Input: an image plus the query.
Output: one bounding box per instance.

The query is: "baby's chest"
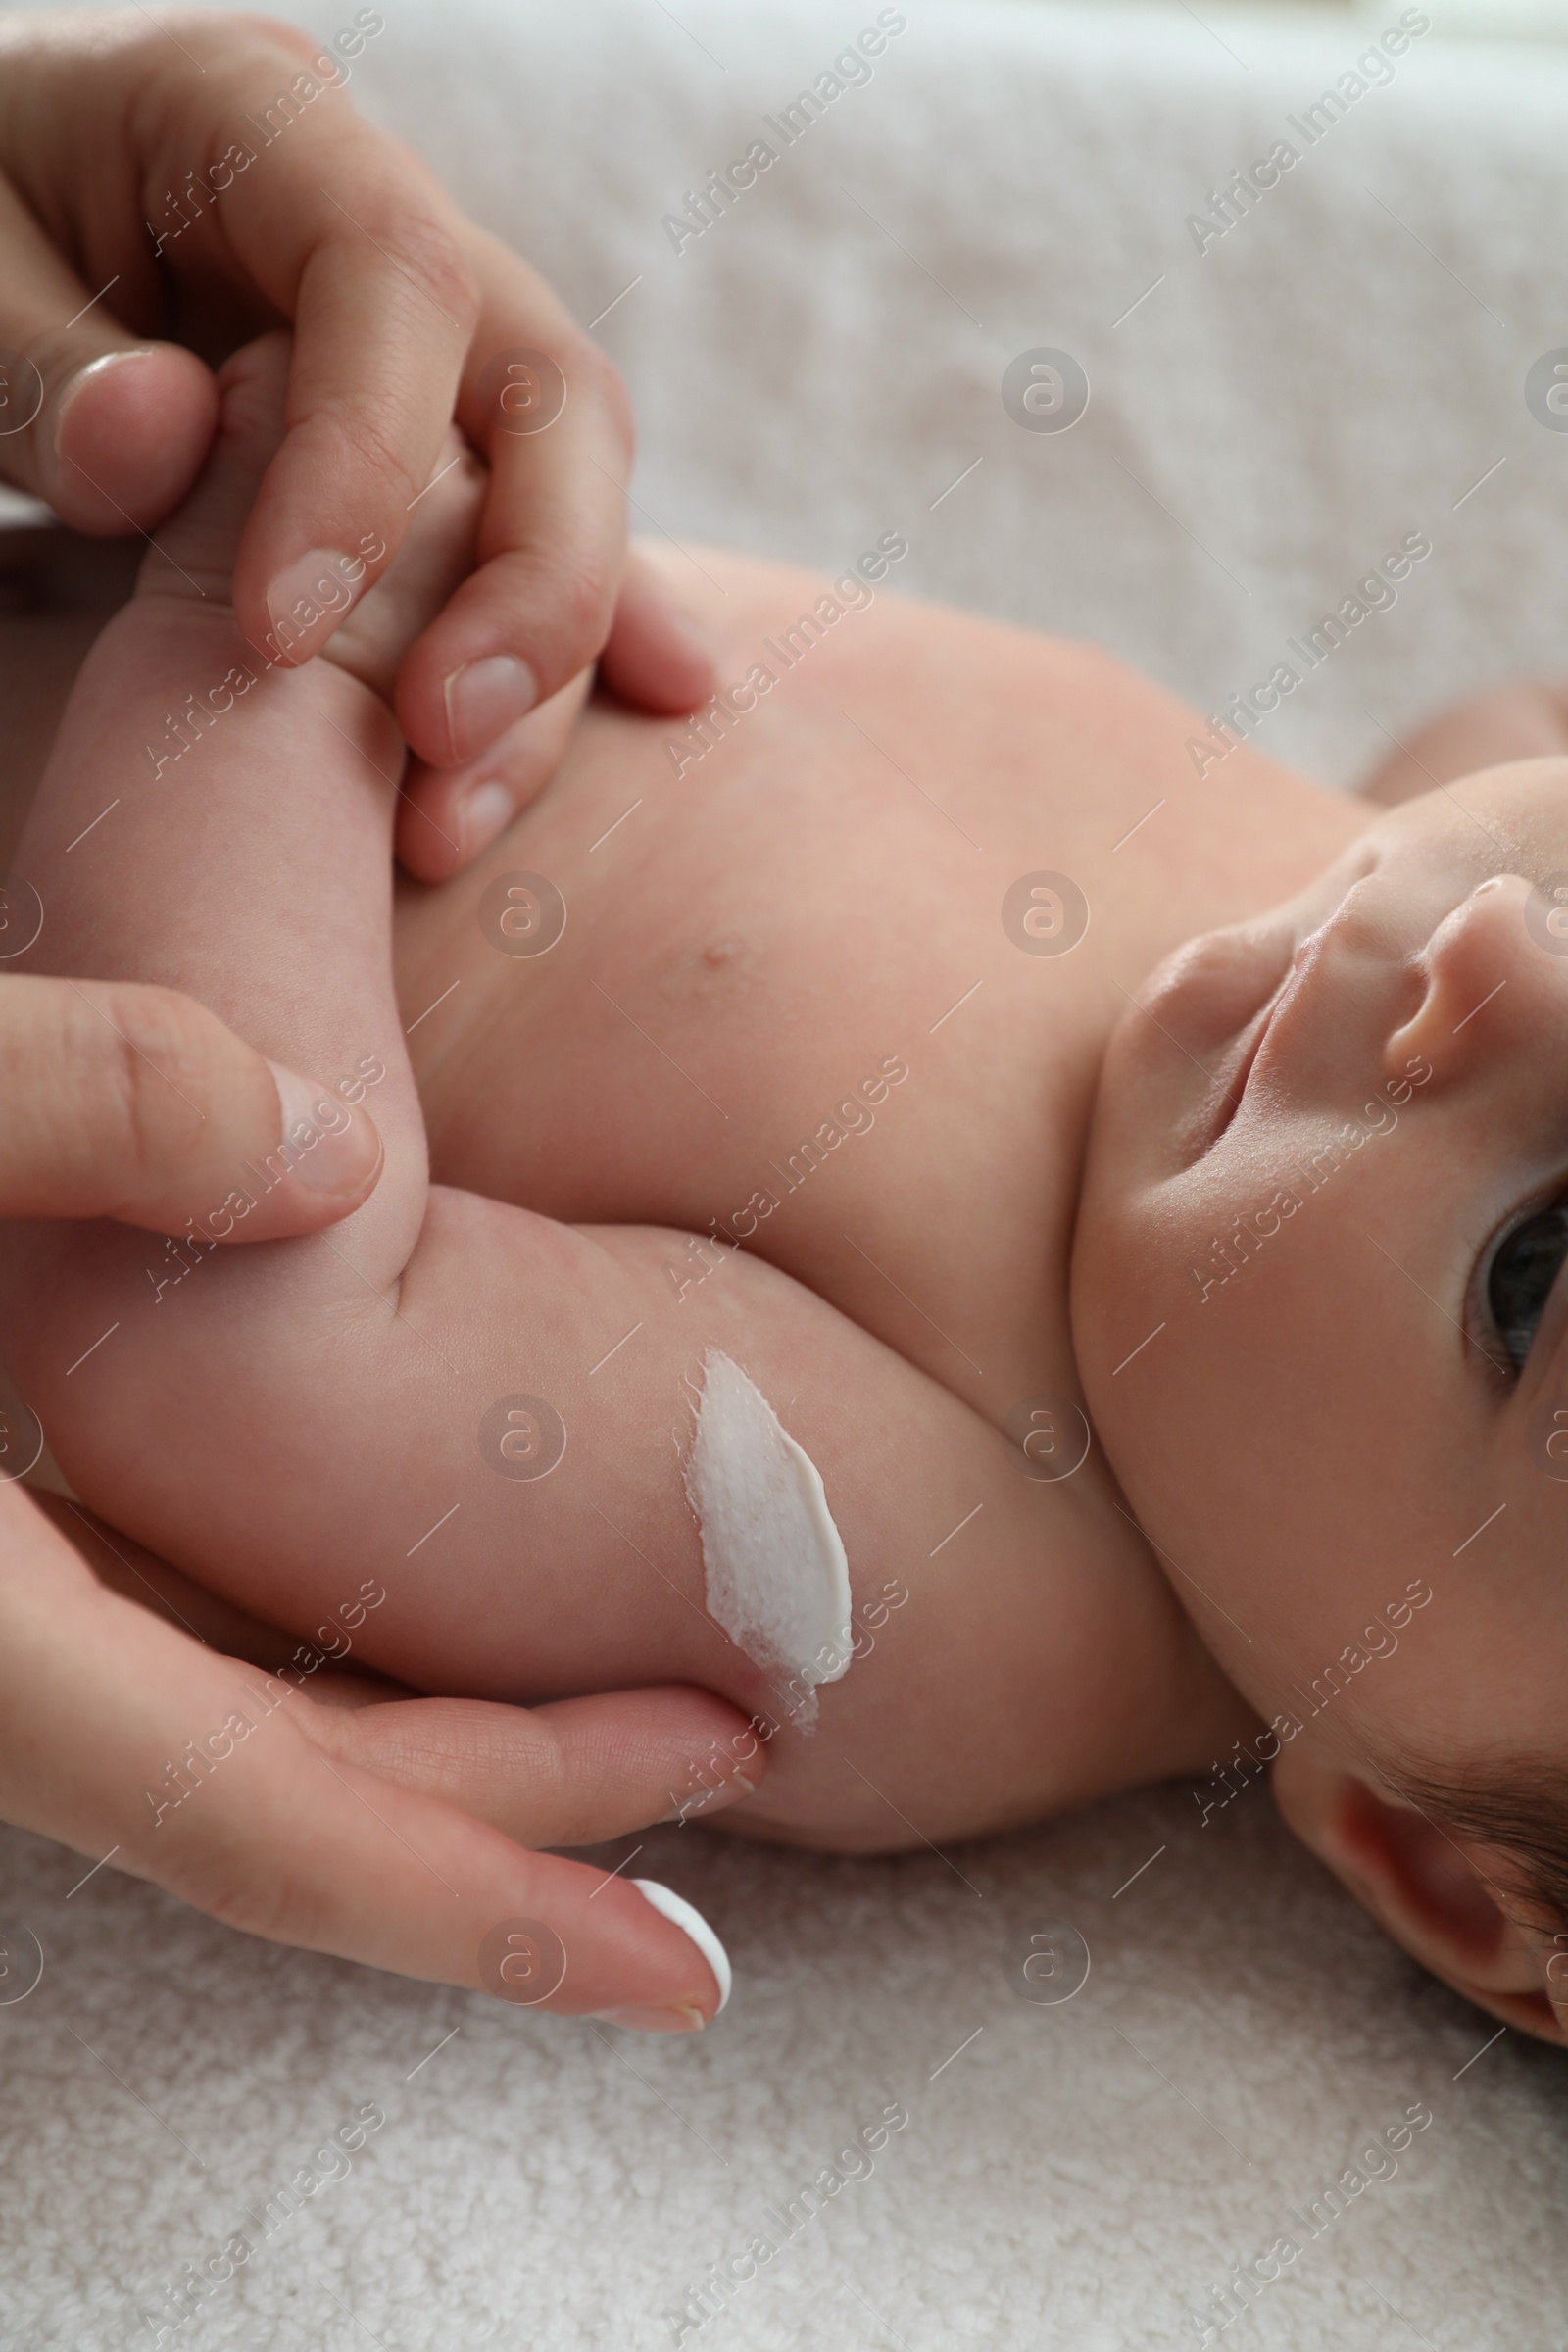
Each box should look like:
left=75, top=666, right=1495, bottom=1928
left=405, top=866, right=1094, bottom=1420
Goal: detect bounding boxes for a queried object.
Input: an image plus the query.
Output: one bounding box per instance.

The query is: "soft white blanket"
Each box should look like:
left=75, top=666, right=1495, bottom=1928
left=4, top=4, right=1567, bottom=2345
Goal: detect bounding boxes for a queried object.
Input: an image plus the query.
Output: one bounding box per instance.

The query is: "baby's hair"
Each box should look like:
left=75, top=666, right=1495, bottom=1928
left=1392, top=1753, right=1568, bottom=1942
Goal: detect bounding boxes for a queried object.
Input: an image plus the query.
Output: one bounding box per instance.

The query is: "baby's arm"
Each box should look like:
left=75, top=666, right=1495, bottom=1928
left=0, top=341, right=1239, bottom=1850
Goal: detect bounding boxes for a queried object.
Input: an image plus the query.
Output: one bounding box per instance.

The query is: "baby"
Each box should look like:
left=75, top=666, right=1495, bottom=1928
left=5, top=335, right=1565, bottom=2044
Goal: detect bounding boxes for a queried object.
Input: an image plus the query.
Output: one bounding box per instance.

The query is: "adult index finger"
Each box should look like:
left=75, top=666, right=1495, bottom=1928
left=173, top=75, right=481, bottom=664
left=393, top=230, right=714, bottom=771
left=0, top=1486, right=732, bottom=2026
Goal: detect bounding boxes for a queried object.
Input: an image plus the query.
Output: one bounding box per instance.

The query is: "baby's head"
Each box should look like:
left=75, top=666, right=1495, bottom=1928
left=1075, top=761, right=1568, bottom=2042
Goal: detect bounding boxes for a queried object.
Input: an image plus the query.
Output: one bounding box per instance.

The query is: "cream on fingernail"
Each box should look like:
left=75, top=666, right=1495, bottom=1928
left=265, top=1059, right=383, bottom=1198
left=632, top=1878, right=732, bottom=2014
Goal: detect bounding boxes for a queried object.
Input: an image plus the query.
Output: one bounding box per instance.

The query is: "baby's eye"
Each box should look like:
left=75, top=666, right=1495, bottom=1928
left=1487, top=1203, right=1568, bottom=1372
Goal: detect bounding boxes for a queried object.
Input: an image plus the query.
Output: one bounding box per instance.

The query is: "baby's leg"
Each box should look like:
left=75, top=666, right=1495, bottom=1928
left=0, top=528, right=139, bottom=868
left=0, top=339, right=1241, bottom=1850
left=1361, top=680, right=1568, bottom=805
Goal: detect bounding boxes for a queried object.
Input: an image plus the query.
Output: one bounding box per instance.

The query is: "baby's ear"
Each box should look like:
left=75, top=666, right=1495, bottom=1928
left=1271, top=1741, right=1567, bottom=2044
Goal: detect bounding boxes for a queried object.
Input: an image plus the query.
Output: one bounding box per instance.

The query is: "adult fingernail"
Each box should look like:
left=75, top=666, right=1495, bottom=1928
left=443, top=655, right=537, bottom=763
left=659, top=1768, right=759, bottom=1826
left=459, top=778, right=516, bottom=862
left=591, top=2003, right=709, bottom=2034
left=632, top=1878, right=732, bottom=2014
left=266, top=1060, right=383, bottom=1198
left=264, top=548, right=365, bottom=664
left=51, top=349, right=156, bottom=457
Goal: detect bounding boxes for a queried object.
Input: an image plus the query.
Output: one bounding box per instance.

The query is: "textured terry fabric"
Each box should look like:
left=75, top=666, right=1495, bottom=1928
left=3, top=1788, right=1566, bottom=2348
left=3, top=1, right=1568, bottom=2342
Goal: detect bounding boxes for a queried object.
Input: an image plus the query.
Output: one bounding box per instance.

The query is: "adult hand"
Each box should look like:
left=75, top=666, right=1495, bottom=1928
left=0, top=970, right=748, bottom=2023
left=5, top=1492, right=749, bottom=2024
left=0, top=10, right=713, bottom=865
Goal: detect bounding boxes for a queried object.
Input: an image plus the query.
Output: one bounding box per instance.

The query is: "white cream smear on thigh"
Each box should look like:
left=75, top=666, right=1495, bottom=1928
left=685, top=1349, right=852, bottom=1729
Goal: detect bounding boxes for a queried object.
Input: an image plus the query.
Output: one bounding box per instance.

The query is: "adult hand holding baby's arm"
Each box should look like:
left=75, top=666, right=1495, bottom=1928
left=0, top=976, right=750, bottom=2026
left=0, top=9, right=712, bottom=873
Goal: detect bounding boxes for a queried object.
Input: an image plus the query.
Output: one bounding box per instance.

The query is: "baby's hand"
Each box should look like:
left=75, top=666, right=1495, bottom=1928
left=322, top=434, right=595, bottom=885
left=134, top=347, right=594, bottom=883
left=0, top=8, right=713, bottom=830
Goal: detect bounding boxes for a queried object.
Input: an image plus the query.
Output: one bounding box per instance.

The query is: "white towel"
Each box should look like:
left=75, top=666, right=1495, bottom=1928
left=4, top=5, right=1566, bottom=2344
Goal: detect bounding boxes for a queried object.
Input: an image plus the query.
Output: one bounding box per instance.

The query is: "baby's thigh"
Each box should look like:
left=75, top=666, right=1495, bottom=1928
left=1360, top=680, right=1568, bottom=806
left=481, top=1223, right=1196, bottom=1856
left=0, top=537, right=142, bottom=868
left=387, top=1202, right=1199, bottom=1854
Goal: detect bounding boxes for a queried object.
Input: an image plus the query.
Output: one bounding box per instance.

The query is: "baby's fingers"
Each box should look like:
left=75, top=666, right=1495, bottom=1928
left=0, top=974, right=381, bottom=1241
left=0, top=1488, right=730, bottom=2026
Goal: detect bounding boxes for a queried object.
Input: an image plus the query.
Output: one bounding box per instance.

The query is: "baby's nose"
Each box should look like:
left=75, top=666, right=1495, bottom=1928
left=1386, top=874, right=1545, bottom=1079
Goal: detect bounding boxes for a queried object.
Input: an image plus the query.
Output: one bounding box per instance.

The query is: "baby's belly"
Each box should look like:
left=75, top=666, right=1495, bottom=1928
left=391, top=549, right=1351, bottom=1418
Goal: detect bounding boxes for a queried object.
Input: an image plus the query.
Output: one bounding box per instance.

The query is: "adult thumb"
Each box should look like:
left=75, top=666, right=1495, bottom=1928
left=0, top=170, right=215, bottom=532
left=0, top=971, right=383, bottom=1241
